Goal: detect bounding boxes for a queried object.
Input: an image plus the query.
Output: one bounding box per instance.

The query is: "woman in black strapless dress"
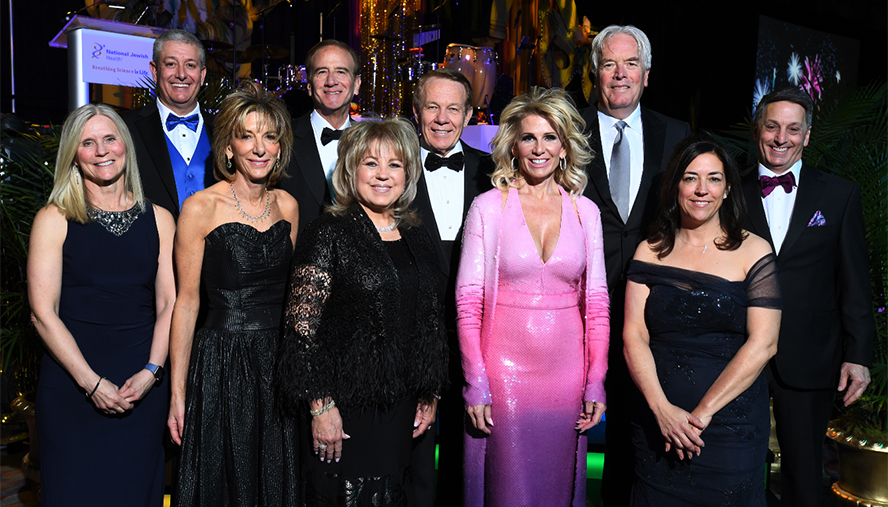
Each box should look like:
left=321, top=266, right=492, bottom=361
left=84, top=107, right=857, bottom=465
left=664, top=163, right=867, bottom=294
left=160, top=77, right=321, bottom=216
left=168, top=84, right=300, bottom=506
left=623, top=137, right=782, bottom=506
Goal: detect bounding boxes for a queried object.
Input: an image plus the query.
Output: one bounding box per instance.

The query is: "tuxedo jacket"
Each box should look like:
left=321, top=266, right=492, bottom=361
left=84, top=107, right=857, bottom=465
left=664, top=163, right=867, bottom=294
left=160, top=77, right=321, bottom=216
left=742, top=162, right=874, bottom=389
left=279, top=112, right=328, bottom=234
left=122, top=102, right=215, bottom=220
left=581, top=106, right=691, bottom=293
left=412, top=141, right=494, bottom=281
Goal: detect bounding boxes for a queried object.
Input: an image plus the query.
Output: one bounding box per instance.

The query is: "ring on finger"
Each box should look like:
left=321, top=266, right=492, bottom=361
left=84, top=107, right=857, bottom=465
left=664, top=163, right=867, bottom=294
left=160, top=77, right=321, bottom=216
left=318, top=444, right=328, bottom=450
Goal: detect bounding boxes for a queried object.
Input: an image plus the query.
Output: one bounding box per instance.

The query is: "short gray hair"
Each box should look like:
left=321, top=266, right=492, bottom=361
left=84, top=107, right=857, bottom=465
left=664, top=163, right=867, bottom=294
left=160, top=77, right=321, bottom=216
left=153, top=29, right=206, bottom=68
left=590, top=25, right=652, bottom=77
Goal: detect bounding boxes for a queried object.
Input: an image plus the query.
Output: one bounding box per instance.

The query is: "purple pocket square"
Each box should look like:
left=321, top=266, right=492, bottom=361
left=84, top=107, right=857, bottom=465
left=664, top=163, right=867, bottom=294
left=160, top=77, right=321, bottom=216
left=807, top=210, right=826, bottom=227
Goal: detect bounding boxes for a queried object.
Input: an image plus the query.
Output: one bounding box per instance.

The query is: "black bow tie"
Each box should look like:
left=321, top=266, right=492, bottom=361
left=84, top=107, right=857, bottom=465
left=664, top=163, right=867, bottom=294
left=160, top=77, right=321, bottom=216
left=320, top=127, right=343, bottom=146
left=425, top=152, right=465, bottom=172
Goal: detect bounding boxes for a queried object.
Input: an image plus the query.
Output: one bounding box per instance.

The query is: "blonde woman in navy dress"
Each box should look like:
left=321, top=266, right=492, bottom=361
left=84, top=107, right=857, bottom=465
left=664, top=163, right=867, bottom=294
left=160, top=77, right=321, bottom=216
left=29, top=103, right=176, bottom=506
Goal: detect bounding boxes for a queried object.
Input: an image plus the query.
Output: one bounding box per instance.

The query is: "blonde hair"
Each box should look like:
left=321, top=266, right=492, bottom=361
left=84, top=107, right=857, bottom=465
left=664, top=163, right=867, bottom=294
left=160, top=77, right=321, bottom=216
left=48, top=104, right=145, bottom=224
left=327, top=117, right=421, bottom=227
left=213, top=82, right=294, bottom=185
left=489, top=87, right=592, bottom=195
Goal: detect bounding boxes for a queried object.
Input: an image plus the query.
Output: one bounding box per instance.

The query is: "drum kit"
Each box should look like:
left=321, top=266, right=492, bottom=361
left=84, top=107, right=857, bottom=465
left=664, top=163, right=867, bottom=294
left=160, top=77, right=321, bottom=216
left=442, top=43, right=498, bottom=109
left=202, top=39, right=308, bottom=95
left=201, top=33, right=499, bottom=116
left=394, top=25, right=499, bottom=117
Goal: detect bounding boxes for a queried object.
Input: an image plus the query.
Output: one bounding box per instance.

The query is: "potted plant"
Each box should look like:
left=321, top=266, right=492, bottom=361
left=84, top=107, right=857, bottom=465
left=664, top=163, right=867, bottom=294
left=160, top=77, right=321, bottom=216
left=1, top=121, right=59, bottom=482
left=810, top=83, right=887, bottom=506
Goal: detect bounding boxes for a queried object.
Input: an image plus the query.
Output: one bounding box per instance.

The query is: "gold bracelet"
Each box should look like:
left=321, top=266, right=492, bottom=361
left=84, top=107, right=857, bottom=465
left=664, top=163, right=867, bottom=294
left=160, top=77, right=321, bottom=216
left=310, top=400, right=335, bottom=417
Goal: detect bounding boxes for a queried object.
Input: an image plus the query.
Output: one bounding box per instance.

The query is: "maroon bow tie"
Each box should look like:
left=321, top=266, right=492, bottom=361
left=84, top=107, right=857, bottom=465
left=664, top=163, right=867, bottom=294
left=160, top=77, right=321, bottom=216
left=760, top=172, right=796, bottom=197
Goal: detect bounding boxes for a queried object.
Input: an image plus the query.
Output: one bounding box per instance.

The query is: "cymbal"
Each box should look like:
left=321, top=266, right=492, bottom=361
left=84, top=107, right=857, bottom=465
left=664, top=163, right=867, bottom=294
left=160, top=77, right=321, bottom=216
left=201, top=39, right=233, bottom=53
left=245, top=44, right=289, bottom=60
left=214, top=49, right=256, bottom=64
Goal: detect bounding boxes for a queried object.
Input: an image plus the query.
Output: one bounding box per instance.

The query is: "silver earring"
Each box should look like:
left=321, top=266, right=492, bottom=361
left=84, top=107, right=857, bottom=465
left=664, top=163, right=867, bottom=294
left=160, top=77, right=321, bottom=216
left=226, top=157, right=232, bottom=170
left=511, top=157, right=518, bottom=172
left=559, top=158, right=566, bottom=172
left=72, top=167, right=82, bottom=185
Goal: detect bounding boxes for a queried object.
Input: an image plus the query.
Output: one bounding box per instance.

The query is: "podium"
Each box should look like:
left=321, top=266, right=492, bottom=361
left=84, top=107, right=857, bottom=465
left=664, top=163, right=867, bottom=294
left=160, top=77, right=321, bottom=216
left=50, top=16, right=165, bottom=111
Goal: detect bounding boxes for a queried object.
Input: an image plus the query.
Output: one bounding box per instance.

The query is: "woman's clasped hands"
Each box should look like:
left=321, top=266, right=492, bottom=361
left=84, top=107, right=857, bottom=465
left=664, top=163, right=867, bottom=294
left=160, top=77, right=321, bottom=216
left=88, top=368, right=156, bottom=416
left=654, top=402, right=710, bottom=460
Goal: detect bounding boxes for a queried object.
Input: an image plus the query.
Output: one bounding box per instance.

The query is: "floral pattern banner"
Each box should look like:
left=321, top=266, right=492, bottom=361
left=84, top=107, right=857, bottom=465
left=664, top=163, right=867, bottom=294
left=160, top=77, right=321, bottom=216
left=753, top=16, right=860, bottom=116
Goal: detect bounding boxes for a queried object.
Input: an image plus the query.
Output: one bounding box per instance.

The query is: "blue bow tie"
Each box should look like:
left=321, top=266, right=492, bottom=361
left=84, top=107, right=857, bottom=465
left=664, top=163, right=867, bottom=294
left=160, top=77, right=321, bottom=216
left=165, top=113, right=199, bottom=132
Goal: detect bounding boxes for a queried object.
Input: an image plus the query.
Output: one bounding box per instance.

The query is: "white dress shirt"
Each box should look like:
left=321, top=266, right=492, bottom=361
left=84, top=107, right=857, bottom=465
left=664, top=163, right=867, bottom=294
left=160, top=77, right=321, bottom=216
left=598, top=105, right=645, bottom=212
left=759, top=159, right=803, bottom=254
left=310, top=110, right=351, bottom=199
left=421, top=142, right=465, bottom=241
left=156, top=101, right=204, bottom=164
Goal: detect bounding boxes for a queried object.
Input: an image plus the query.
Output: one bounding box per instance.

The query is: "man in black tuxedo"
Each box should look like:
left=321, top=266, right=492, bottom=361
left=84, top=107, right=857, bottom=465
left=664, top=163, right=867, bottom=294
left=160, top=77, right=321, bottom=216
left=742, top=88, right=874, bottom=506
left=123, top=29, right=214, bottom=219
left=411, top=68, right=493, bottom=507
left=279, top=40, right=361, bottom=234
left=579, top=24, right=691, bottom=505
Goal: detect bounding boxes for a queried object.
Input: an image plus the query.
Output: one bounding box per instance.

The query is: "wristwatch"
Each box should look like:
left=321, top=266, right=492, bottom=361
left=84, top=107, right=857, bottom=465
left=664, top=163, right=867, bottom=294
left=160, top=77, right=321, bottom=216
left=144, top=363, right=164, bottom=384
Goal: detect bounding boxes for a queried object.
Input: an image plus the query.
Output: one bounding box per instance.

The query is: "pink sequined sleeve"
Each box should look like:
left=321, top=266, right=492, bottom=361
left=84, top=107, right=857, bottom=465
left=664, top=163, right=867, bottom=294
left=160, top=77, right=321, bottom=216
left=578, top=197, right=610, bottom=404
left=455, top=196, right=493, bottom=407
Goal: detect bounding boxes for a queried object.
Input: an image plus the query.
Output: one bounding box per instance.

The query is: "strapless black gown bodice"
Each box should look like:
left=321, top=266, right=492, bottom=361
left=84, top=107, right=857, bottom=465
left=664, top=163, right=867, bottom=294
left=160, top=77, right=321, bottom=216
left=201, top=221, right=292, bottom=331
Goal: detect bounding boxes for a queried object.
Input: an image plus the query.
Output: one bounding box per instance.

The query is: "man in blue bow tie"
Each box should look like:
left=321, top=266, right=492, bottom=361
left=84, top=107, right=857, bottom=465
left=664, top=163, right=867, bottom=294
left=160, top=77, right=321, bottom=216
left=742, top=87, right=875, bottom=506
left=123, top=29, right=214, bottom=219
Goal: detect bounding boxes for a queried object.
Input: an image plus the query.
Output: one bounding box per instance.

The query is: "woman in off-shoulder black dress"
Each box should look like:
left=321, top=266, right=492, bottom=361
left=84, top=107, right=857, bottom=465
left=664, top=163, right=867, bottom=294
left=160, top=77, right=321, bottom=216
left=623, top=137, right=782, bottom=506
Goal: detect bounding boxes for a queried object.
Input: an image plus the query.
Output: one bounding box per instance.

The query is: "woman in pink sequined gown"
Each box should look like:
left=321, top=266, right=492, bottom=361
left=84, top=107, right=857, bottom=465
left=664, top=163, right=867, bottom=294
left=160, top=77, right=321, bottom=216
left=456, top=88, right=610, bottom=507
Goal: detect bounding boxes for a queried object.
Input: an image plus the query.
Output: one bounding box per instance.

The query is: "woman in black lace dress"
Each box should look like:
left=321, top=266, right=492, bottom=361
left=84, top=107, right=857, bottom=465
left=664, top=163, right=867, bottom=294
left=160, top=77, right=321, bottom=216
left=275, top=118, right=448, bottom=506
left=623, top=137, right=782, bottom=506
left=168, top=84, right=300, bottom=506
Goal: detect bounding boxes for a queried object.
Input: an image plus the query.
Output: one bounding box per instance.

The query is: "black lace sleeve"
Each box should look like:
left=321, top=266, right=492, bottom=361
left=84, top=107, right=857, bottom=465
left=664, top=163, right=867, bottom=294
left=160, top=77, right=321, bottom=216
left=746, top=253, right=782, bottom=309
left=275, top=219, right=336, bottom=416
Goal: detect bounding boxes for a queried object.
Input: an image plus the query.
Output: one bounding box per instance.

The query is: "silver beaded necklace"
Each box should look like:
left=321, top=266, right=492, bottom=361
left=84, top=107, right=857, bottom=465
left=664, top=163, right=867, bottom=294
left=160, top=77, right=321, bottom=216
left=376, top=221, right=397, bottom=232
left=87, top=201, right=141, bottom=236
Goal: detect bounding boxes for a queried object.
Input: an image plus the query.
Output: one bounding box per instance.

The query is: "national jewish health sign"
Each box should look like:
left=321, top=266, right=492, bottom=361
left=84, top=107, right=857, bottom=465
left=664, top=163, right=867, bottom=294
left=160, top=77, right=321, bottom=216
left=82, top=30, right=153, bottom=87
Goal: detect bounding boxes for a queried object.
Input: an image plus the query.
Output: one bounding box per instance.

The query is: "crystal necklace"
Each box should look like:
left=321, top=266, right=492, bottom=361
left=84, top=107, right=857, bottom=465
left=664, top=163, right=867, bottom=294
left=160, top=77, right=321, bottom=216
left=87, top=200, right=141, bottom=237
left=376, top=221, right=397, bottom=232
left=229, top=182, right=271, bottom=223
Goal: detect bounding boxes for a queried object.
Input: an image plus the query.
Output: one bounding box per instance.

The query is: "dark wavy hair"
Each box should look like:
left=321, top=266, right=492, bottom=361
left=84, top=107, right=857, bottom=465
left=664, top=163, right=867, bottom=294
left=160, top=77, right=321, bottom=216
left=649, top=135, right=747, bottom=259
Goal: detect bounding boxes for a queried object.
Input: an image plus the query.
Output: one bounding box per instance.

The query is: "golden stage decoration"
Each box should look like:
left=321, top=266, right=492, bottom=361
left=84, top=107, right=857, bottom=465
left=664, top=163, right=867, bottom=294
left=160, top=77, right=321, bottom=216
left=827, top=426, right=888, bottom=506
left=359, top=0, right=417, bottom=117
left=539, top=2, right=594, bottom=101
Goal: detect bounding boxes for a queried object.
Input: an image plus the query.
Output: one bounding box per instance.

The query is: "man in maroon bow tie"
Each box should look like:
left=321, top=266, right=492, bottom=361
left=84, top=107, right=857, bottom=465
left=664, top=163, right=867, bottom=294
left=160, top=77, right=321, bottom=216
left=742, top=88, right=875, bottom=506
